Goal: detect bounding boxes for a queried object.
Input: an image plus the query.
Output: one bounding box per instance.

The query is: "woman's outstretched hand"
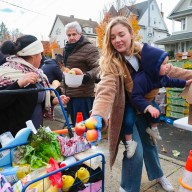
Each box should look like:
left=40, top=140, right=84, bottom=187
left=87, top=115, right=103, bottom=142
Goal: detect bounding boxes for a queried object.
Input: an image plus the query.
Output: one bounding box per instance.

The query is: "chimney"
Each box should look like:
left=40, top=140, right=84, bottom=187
left=160, top=3, right=164, bottom=18
left=89, top=18, right=92, bottom=21
left=70, top=15, right=74, bottom=18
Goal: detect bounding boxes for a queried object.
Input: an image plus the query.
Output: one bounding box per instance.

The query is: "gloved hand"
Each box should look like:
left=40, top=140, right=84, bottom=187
left=82, top=73, right=91, bottom=84
left=91, top=115, right=102, bottom=142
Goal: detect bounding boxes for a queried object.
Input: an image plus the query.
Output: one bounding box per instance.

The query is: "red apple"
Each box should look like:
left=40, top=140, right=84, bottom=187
left=71, top=68, right=83, bottom=75
left=75, top=123, right=86, bottom=136
left=69, top=69, right=76, bottom=75
left=85, top=117, right=97, bottom=130
left=86, top=129, right=98, bottom=142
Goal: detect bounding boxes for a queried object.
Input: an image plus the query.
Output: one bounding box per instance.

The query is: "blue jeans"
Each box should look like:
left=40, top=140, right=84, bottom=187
left=120, top=114, right=163, bottom=192
left=67, top=97, right=94, bottom=126
left=122, top=104, right=136, bottom=135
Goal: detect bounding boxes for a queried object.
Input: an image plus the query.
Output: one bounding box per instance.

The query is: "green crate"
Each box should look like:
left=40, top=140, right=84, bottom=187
left=166, top=111, right=187, bottom=119
left=166, top=90, right=183, bottom=99
left=166, top=104, right=189, bottom=114
left=167, top=98, right=189, bottom=107
left=166, top=87, right=184, bottom=92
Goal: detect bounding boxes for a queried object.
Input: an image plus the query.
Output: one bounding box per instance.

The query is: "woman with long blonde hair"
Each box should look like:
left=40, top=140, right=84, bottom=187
left=83, top=16, right=192, bottom=191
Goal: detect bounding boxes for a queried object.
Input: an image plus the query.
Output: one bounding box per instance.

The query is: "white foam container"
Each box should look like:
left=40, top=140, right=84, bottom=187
left=64, top=73, right=84, bottom=88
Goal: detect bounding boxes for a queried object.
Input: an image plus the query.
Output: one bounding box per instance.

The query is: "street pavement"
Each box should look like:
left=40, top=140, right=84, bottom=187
left=43, top=105, right=191, bottom=191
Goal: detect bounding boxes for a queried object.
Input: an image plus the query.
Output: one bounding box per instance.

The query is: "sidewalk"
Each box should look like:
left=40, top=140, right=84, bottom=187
left=44, top=117, right=185, bottom=192
left=44, top=105, right=185, bottom=191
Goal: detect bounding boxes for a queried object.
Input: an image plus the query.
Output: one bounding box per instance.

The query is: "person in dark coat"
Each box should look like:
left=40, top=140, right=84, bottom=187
left=0, top=35, right=69, bottom=137
left=0, top=51, right=6, bottom=66
left=0, top=41, right=15, bottom=65
left=123, top=43, right=192, bottom=158
left=63, top=21, right=100, bottom=126
left=41, top=54, right=64, bottom=84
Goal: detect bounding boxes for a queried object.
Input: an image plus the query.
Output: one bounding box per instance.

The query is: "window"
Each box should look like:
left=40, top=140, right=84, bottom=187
left=56, top=28, right=61, bottom=35
left=181, top=42, right=185, bottom=52
left=152, top=4, right=154, bottom=11
left=154, top=18, right=156, bottom=25
left=181, top=18, right=186, bottom=30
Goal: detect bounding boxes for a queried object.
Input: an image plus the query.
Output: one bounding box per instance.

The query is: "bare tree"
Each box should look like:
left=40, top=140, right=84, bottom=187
left=0, top=22, right=10, bottom=41
left=10, top=28, right=23, bottom=41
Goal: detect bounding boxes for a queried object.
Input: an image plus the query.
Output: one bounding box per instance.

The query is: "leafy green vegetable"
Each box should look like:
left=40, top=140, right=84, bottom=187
left=13, top=126, right=64, bottom=169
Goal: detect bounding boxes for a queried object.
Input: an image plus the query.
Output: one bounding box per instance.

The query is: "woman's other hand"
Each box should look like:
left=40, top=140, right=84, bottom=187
left=186, top=79, right=192, bottom=86
left=17, top=72, right=38, bottom=87
left=52, top=95, right=70, bottom=105
left=147, top=106, right=160, bottom=118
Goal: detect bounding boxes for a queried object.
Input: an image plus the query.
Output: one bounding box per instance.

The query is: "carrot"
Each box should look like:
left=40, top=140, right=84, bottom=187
left=52, top=128, right=74, bottom=135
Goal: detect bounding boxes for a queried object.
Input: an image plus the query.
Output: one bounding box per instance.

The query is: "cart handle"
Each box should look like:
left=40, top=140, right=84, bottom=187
left=0, top=88, right=73, bottom=138
left=21, top=153, right=105, bottom=192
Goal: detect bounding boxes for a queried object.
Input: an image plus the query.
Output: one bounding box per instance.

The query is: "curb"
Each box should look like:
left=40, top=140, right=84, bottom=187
left=159, top=153, right=185, bottom=166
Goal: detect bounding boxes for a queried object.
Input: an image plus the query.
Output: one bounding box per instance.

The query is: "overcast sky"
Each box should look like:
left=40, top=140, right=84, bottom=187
left=0, top=0, right=180, bottom=40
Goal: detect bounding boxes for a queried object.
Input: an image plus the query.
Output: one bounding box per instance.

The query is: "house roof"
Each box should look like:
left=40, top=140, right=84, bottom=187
left=133, top=0, right=151, bottom=20
left=167, top=0, right=184, bottom=19
left=155, top=31, right=192, bottom=45
left=49, top=15, right=98, bottom=37
left=108, top=5, right=119, bottom=17
left=167, top=9, right=192, bottom=20
left=119, top=0, right=152, bottom=21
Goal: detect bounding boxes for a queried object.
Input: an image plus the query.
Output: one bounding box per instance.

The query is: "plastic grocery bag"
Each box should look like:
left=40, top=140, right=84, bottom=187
left=0, top=174, right=13, bottom=192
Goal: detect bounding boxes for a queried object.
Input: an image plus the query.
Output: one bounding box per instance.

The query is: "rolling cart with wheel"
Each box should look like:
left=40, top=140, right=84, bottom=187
left=0, top=88, right=105, bottom=192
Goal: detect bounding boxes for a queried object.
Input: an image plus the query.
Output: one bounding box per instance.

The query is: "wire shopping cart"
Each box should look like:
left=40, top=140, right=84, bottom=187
left=0, top=88, right=105, bottom=192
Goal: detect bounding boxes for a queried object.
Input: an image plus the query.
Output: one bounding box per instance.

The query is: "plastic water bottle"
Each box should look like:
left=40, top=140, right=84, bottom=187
left=0, top=132, right=14, bottom=161
left=60, top=156, right=77, bottom=169
left=178, top=150, right=192, bottom=192
left=0, top=132, right=14, bottom=147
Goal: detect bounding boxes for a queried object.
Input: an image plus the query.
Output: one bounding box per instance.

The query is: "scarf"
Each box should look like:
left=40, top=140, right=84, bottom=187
left=63, top=36, right=84, bottom=65
left=0, top=56, right=52, bottom=110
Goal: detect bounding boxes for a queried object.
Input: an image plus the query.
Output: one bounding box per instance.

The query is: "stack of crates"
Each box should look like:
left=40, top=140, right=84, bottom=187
left=166, top=87, right=189, bottom=118
left=165, top=59, right=192, bottom=119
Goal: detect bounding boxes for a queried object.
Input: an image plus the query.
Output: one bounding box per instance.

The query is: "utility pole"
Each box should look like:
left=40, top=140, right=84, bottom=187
left=147, top=0, right=153, bottom=44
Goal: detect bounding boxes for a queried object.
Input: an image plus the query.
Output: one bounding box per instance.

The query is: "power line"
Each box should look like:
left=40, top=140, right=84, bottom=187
left=0, top=0, right=48, bottom=16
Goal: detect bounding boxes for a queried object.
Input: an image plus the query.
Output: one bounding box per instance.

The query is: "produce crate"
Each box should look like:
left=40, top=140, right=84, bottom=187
left=175, top=52, right=192, bottom=61
left=166, top=90, right=183, bottom=99
left=166, top=104, right=189, bottom=114
left=166, top=87, right=184, bottom=92
left=166, top=98, right=189, bottom=107
left=166, top=110, right=187, bottom=119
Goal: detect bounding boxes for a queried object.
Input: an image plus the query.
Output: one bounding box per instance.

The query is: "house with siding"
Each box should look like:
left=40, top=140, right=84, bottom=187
left=155, top=0, right=192, bottom=53
left=49, top=0, right=169, bottom=49
left=109, top=0, right=169, bottom=49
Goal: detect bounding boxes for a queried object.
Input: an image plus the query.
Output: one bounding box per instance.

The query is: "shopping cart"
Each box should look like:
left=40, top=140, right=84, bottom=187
left=0, top=88, right=106, bottom=192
